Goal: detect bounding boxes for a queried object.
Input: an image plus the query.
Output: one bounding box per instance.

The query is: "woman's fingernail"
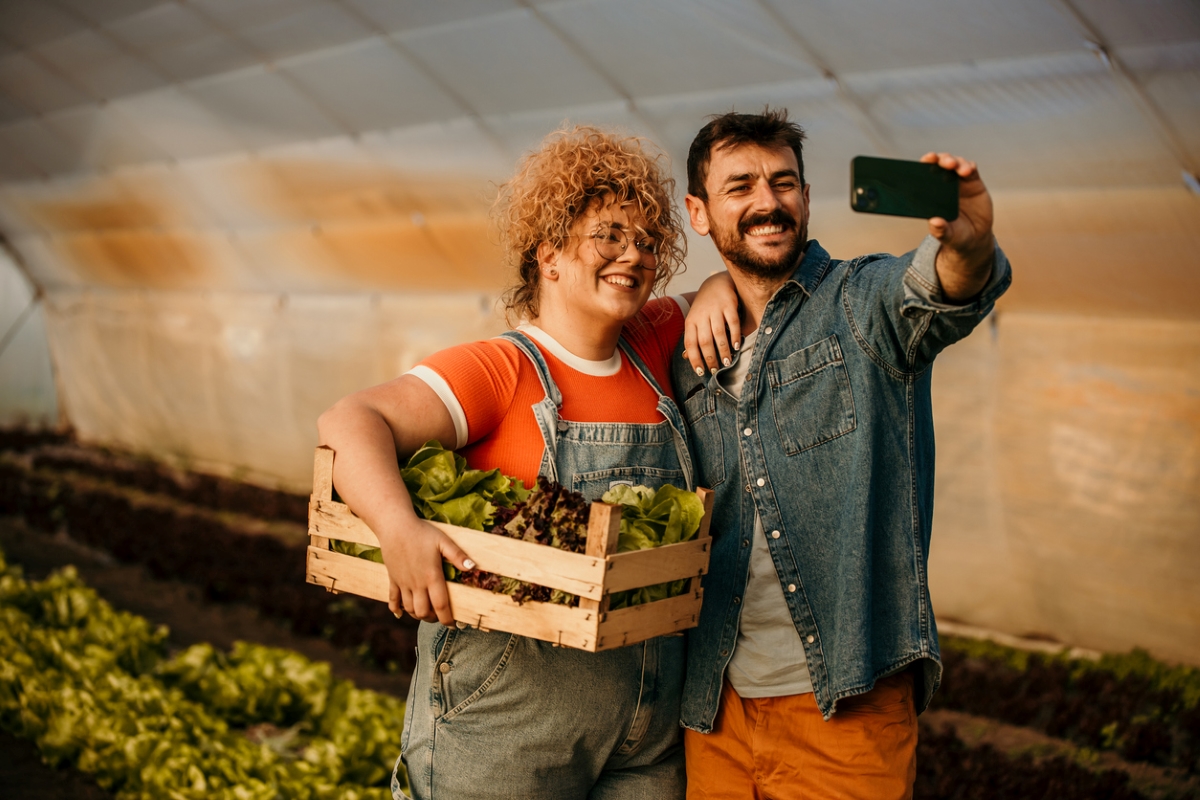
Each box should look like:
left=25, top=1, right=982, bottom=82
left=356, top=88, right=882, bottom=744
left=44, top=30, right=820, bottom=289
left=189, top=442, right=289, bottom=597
left=463, top=559, right=476, bottom=570
left=733, top=341, right=741, bottom=351
left=723, top=357, right=731, bottom=367
left=695, top=367, right=705, bottom=377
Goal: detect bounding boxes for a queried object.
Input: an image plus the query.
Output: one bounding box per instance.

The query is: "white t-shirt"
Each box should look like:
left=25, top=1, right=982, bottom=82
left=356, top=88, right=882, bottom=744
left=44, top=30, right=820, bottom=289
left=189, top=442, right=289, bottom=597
left=720, top=328, right=814, bottom=698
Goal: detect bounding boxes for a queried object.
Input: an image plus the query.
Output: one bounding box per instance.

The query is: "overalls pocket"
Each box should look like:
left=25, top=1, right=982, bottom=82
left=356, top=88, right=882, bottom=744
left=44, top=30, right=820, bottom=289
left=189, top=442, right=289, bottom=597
left=437, top=628, right=520, bottom=720
left=572, top=465, right=686, bottom=499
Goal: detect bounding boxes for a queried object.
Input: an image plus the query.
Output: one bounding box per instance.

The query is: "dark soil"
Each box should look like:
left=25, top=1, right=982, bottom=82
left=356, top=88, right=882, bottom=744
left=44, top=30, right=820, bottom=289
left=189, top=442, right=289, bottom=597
left=0, top=730, right=113, bottom=800
left=0, top=447, right=421, bottom=675
left=915, top=722, right=1149, bottom=799
left=931, top=643, right=1200, bottom=774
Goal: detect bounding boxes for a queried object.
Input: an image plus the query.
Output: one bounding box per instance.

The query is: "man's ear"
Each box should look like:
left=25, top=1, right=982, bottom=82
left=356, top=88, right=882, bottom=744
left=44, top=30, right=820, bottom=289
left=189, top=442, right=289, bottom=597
left=685, top=195, right=710, bottom=237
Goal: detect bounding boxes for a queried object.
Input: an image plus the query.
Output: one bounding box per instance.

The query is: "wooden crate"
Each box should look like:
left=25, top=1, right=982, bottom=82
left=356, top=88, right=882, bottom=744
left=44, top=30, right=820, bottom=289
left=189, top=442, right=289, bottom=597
left=305, top=446, right=713, bottom=652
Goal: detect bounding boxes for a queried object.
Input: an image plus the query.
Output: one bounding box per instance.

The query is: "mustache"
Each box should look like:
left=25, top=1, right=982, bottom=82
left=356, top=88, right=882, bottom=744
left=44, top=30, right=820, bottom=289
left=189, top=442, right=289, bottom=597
left=738, top=210, right=795, bottom=236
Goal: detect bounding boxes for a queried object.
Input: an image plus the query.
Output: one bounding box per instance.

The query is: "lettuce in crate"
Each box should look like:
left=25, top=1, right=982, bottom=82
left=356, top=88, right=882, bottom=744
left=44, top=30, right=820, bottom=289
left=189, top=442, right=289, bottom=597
left=330, top=441, right=529, bottom=562
left=329, top=443, right=705, bottom=609
left=455, top=479, right=704, bottom=608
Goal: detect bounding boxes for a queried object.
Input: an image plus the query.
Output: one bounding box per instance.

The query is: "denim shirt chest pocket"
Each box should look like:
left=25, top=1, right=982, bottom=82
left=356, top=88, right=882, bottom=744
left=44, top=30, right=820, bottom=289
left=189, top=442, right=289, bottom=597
left=766, top=334, right=857, bottom=455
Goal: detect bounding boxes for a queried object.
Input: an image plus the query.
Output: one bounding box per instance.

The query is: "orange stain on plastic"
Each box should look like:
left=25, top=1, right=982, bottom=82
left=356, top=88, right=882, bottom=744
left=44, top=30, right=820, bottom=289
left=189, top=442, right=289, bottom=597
left=33, top=194, right=214, bottom=288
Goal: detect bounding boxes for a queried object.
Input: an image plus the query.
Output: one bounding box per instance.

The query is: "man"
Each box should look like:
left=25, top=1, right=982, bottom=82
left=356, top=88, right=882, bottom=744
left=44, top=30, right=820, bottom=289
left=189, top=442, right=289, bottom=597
left=672, top=108, right=1011, bottom=799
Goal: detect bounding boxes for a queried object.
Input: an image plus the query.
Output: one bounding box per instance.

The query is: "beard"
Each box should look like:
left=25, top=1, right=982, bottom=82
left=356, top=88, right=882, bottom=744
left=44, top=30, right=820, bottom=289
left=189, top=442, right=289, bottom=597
left=710, top=209, right=807, bottom=279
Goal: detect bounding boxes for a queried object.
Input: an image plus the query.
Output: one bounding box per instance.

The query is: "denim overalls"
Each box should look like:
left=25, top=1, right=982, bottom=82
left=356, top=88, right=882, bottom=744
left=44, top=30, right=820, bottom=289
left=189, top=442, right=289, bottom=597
left=396, top=330, right=695, bottom=800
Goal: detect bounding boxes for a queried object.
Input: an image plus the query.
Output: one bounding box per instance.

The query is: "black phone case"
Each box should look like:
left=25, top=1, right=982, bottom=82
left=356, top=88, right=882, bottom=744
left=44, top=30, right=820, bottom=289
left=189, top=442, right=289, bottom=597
left=851, top=156, right=959, bottom=220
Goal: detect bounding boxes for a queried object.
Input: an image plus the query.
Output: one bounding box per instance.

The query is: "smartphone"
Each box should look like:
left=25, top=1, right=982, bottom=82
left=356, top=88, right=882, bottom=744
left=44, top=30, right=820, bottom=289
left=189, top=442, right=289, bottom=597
left=850, top=156, right=959, bottom=220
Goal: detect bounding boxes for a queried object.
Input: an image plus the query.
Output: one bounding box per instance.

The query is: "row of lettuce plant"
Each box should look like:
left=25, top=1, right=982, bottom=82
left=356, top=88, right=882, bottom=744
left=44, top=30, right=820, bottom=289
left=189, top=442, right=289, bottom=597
left=0, top=546, right=406, bottom=800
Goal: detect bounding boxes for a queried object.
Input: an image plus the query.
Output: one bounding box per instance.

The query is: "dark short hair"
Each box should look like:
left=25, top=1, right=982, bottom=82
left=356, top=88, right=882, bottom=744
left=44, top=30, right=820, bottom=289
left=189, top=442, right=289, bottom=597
left=686, top=108, right=807, bottom=200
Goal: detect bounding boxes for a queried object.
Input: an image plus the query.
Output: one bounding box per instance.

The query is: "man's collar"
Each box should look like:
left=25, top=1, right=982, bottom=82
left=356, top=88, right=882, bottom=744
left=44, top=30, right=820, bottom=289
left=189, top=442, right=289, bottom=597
left=784, top=240, right=832, bottom=298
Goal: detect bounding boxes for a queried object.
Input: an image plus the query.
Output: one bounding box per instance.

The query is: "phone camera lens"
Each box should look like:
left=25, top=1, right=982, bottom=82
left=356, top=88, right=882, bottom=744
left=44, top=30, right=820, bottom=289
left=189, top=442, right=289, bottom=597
left=854, top=186, right=879, bottom=211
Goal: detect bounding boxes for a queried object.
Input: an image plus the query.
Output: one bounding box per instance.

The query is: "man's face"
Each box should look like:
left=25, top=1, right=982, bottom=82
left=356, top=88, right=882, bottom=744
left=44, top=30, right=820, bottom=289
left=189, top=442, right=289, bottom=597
left=686, top=143, right=810, bottom=279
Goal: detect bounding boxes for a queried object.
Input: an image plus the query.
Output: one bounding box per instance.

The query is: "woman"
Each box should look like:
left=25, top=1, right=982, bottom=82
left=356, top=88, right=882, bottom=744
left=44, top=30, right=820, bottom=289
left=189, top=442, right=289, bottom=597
left=318, top=126, right=699, bottom=800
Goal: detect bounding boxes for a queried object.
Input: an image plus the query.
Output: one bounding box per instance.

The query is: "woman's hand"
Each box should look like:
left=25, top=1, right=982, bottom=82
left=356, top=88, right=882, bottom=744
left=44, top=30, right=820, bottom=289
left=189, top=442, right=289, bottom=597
left=378, top=515, right=474, bottom=625
left=683, top=271, right=741, bottom=376
left=317, top=373, right=471, bottom=626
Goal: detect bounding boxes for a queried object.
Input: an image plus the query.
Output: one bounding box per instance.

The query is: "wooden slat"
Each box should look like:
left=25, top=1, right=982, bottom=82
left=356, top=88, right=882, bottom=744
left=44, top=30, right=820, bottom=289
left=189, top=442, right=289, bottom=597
left=446, top=583, right=599, bottom=650
left=585, top=502, right=622, bottom=557
left=312, top=446, right=335, bottom=504
left=307, top=546, right=389, bottom=602
left=309, top=500, right=380, bottom=546
left=603, top=538, right=711, bottom=592
left=580, top=502, right=622, bottom=613
left=596, top=589, right=704, bottom=649
left=430, top=523, right=607, bottom=601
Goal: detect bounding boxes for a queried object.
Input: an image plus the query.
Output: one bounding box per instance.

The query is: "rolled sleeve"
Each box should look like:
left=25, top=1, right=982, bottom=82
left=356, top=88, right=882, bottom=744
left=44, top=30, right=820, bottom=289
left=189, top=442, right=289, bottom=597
left=901, top=235, right=1012, bottom=318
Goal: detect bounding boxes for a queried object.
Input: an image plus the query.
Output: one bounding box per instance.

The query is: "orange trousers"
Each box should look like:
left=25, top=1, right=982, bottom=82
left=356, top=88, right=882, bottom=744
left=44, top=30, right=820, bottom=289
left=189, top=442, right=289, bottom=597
left=684, top=673, right=917, bottom=800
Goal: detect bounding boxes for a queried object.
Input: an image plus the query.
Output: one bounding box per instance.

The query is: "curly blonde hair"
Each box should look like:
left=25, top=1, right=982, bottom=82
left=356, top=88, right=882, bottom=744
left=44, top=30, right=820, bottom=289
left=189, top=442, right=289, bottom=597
left=494, top=125, right=686, bottom=322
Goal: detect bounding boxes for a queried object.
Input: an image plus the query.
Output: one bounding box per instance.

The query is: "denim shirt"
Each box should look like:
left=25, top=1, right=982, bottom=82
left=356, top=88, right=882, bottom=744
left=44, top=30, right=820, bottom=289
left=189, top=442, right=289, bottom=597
left=673, top=236, right=1011, bottom=728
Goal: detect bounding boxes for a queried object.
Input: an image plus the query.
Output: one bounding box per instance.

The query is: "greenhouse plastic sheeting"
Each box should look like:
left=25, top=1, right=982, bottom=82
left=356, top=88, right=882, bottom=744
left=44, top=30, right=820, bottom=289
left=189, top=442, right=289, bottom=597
left=42, top=288, right=505, bottom=489
left=0, top=250, right=57, bottom=427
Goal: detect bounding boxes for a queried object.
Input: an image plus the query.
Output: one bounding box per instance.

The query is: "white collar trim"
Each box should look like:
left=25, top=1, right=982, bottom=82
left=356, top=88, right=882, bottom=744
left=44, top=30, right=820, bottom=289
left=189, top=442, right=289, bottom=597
left=516, top=324, right=622, bottom=377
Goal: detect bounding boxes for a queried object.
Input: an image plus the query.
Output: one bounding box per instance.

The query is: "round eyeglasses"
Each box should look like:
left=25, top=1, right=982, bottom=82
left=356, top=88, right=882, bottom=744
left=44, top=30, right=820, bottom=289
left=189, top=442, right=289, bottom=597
left=589, top=226, right=659, bottom=265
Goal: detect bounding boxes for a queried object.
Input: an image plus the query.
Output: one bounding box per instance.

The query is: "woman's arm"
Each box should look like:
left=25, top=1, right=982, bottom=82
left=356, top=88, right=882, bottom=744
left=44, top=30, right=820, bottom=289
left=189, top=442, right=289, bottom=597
left=317, top=375, right=473, bottom=625
left=682, top=271, right=741, bottom=376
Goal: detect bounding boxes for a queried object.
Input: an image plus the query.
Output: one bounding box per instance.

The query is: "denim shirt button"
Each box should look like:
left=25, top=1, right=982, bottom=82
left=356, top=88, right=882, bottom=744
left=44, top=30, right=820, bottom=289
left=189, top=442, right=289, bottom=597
left=787, top=584, right=796, bottom=592
left=720, top=649, right=729, bottom=657
left=806, top=635, right=815, bottom=644
left=764, top=327, right=773, bottom=335
left=733, top=597, right=741, bottom=604
left=756, top=478, right=765, bottom=487
left=743, top=427, right=753, bottom=436
left=742, top=539, right=750, bottom=547
left=745, top=484, right=751, bottom=493
left=771, top=530, right=781, bottom=539
left=438, top=662, right=451, bottom=674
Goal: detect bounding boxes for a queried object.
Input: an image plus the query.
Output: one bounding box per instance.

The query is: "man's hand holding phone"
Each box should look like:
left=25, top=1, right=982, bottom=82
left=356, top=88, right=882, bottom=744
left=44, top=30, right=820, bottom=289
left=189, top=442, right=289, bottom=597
left=918, top=152, right=995, bottom=302
left=851, top=152, right=995, bottom=302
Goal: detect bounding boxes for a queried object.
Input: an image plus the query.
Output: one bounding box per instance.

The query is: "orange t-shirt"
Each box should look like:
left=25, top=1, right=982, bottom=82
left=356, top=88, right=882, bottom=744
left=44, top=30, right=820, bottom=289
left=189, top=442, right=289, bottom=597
left=409, top=297, right=686, bottom=487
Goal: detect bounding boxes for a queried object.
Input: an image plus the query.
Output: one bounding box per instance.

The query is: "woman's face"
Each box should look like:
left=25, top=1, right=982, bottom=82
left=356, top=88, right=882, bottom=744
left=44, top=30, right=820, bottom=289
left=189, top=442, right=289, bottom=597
left=540, top=197, right=658, bottom=326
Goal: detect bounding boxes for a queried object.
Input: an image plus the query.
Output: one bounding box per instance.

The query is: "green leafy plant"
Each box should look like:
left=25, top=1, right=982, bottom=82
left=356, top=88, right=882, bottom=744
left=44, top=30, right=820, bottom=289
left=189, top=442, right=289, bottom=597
left=601, top=483, right=705, bottom=609
left=0, top=548, right=406, bottom=799
left=331, top=440, right=529, bottom=561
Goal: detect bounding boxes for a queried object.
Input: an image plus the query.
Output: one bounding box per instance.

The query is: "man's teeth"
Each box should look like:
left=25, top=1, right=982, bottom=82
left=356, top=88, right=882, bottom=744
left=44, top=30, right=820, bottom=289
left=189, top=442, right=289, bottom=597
left=605, top=275, right=635, bottom=287
left=748, top=225, right=784, bottom=236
